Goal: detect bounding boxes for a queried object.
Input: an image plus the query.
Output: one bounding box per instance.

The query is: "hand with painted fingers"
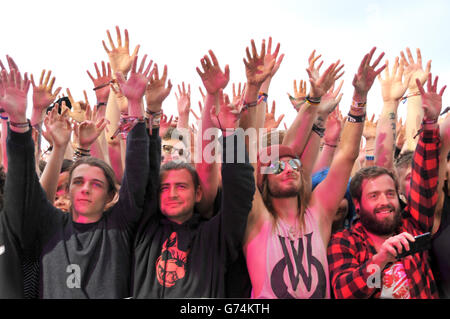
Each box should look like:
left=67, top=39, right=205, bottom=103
left=102, top=26, right=140, bottom=78
left=145, top=63, right=172, bottom=113
left=264, top=100, right=284, bottom=131
left=288, top=79, right=307, bottom=111
left=0, top=68, right=31, bottom=125
left=400, top=47, right=431, bottom=92
left=378, top=57, right=411, bottom=105
left=87, top=61, right=112, bottom=104
left=210, top=89, right=240, bottom=135
left=352, top=47, right=386, bottom=102
left=43, top=103, right=72, bottom=149
left=196, top=50, right=230, bottom=95
left=416, top=73, right=447, bottom=122
left=30, top=70, right=62, bottom=120
left=375, top=232, right=416, bottom=265
left=243, top=39, right=275, bottom=87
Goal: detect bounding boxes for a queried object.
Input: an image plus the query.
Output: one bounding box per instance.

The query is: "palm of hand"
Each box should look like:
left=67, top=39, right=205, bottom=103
left=122, top=74, right=147, bottom=101
left=3, top=87, right=27, bottom=116
left=201, top=69, right=228, bottom=94
left=33, top=86, right=55, bottom=110
left=177, top=96, right=190, bottom=115
left=381, top=78, right=406, bottom=102
left=213, top=104, right=238, bottom=129
left=48, top=121, right=71, bottom=147
left=93, top=75, right=111, bottom=102
left=146, top=81, right=170, bottom=104
left=246, top=59, right=270, bottom=85
left=108, top=48, right=133, bottom=75
left=264, top=113, right=277, bottom=130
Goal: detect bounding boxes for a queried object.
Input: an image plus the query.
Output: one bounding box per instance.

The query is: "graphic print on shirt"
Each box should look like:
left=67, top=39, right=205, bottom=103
left=270, top=232, right=326, bottom=298
left=381, top=262, right=411, bottom=299
left=156, top=232, right=188, bottom=288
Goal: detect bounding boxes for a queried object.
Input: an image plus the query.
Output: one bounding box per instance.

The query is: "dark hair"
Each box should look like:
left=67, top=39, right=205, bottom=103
left=67, top=157, right=117, bottom=196
left=394, top=150, right=414, bottom=169
left=61, top=159, right=74, bottom=173
left=162, top=127, right=188, bottom=147
left=350, top=166, right=399, bottom=202
left=159, top=161, right=199, bottom=189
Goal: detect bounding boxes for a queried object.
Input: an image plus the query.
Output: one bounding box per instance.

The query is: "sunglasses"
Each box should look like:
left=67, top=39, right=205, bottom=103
left=267, top=158, right=302, bottom=175
left=162, top=144, right=188, bottom=157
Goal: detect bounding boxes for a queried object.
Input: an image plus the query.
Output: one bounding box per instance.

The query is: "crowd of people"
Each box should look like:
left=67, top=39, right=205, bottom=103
left=0, top=26, right=449, bottom=299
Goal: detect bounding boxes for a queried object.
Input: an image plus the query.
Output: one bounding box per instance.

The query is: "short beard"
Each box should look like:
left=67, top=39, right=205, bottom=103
left=268, top=182, right=299, bottom=198
left=359, top=204, right=402, bottom=236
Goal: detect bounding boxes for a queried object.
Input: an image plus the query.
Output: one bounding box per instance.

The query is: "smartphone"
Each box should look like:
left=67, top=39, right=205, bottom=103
left=396, top=232, right=431, bottom=259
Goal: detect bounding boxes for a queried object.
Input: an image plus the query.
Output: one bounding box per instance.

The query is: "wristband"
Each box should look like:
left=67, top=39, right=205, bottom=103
left=97, top=102, right=107, bottom=107
left=93, top=81, right=112, bottom=91
left=305, top=95, right=321, bottom=104
left=9, top=119, right=31, bottom=128
left=240, top=101, right=258, bottom=113
left=351, top=100, right=367, bottom=108
left=365, top=155, right=375, bottom=161
left=0, top=115, right=8, bottom=120
left=401, top=91, right=421, bottom=104
left=258, top=92, right=268, bottom=103
left=323, top=142, right=337, bottom=148
left=312, top=123, right=325, bottom=138
left=347, top=113, right=366, bottom=123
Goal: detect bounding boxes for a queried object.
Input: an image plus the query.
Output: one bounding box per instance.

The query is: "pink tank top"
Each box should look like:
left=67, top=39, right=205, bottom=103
left=252, top=209, right=330, bottom=298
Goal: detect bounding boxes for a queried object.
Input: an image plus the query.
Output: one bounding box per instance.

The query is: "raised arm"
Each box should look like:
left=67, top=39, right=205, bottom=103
left=195, top=49, right=229, bottom=218
left=39, top=105, right=72, bottom=202
left=406, top=73, right=445, bottom=232
left=400, top=48, right=431, bottom=153
left=311, top=47, right=386, bottom=243
left=110, top=55, right=151, bottom=226
left=374, top=57, right=411, bottom=170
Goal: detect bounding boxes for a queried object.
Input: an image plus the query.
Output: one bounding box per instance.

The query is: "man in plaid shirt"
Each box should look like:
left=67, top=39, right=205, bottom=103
left=328, top=73, right=446, bottom=299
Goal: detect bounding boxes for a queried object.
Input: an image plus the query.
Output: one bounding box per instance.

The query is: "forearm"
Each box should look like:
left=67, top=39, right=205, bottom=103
left=107, top=139, right=124, bottom=183
left=402, top=95, right=423, bottom=152
left=282, top=102, right=317, bottom=156
left=39, top=145, right=67, bottom=202
left=375, top=102, right=398, bottom=170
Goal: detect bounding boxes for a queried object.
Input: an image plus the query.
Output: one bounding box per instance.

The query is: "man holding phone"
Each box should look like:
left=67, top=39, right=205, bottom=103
left=327, top=74, right=445, bottom=299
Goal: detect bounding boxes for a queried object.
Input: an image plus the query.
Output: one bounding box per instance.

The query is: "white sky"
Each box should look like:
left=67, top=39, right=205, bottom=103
left=1, top=0, right=449, bottom=126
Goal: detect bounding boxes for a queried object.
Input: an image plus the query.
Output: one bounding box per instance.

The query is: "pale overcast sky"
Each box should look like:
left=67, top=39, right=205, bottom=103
left=1, top=0, right=449, bottom=125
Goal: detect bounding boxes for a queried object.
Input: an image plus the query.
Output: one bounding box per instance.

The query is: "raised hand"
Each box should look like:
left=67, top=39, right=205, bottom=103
left=232, top=82, right=246, bottom=106
left=116, top=55, right=153, bottom=103
left=210, top=89, right=240, bottom=134
left=196, top=50, right=230, bottom=95
left=288, top=79, right=307, bottom=110
left=87, top=61, right=112, bottom=104
left=264, top=36, right=284, bottom=79
left=352, top=47, right=386, bottom=102
left=323, top=108, right=343, bottom=146
left=400, top=47, right=431, bottom=92
left=145, top=63, right=172, bottom=112
left=0, top=68, right=31, bottom=123
left=73, top=104, right=108, bottom=150
left=30, top=69, right=61, bottom=114
left=307, top=54, right=344, bottom=99
left=363, top=114, right=377, bottom=140
left=159, top=113, right=174, bottom=138
left=416, top=73, right=447, bottom=121
left=243, top=39, right=275, bottom=86
left=378, top=57, right=411, bottom=104
left=317, top=80, right=344, bottom=116
left=102, top=26, right=140, bottom=77
left=175, top=82, right=191, bottom=117
left=43, top=103, right=72, bottom=148
left=264, top=101, right=284, bottom=131
left=66, top=88, right=89, bottom=123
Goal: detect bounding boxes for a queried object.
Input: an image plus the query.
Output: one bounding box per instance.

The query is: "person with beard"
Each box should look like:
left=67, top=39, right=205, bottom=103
left=327, top=74, right=445, bottom=299
left=243, top=47, right=385, bottom=299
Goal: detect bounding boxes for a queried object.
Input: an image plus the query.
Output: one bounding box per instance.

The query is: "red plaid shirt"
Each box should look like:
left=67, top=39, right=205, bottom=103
left=327, top=125, right=441, bottom=299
